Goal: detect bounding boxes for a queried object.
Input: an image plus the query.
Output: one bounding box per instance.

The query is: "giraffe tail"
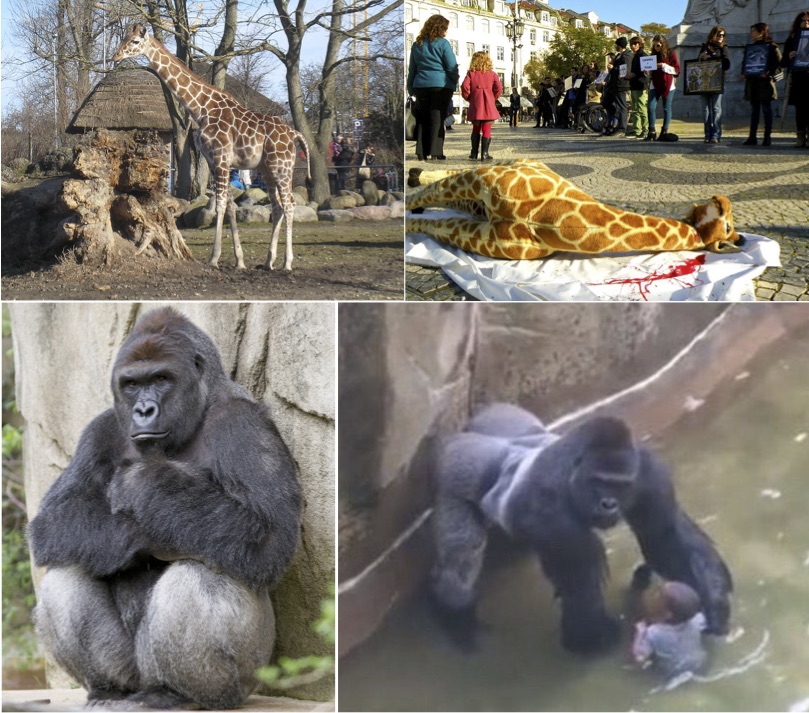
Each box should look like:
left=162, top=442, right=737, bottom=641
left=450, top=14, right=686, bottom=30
left=294, top=131, right=312, bottom=182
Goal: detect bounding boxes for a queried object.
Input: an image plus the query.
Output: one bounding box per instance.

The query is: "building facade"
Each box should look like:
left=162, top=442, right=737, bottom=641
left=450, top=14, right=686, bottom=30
left=405, top=0, right=636, bottom=108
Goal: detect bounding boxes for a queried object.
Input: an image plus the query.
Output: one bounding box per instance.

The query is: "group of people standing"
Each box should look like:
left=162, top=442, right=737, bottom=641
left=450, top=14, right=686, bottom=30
left=406, top=11, right=809, bottom=158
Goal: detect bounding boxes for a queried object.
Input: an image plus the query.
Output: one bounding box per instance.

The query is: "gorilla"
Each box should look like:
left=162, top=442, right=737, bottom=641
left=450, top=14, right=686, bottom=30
left=430, top=403, right=732, bottom=654
left=28, top=308, right=302, bottom=710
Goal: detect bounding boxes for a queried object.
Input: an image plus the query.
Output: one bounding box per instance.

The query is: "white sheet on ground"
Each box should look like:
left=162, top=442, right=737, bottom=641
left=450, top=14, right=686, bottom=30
left=406, top=211, right=781, bottom=302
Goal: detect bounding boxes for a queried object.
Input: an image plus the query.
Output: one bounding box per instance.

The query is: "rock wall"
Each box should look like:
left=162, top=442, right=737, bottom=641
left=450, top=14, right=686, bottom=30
left=10, top=302, right=335, bottom=702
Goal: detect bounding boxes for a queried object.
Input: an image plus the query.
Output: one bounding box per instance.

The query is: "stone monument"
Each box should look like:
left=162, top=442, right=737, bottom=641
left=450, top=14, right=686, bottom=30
left=669, top=0, right=804, bottom=120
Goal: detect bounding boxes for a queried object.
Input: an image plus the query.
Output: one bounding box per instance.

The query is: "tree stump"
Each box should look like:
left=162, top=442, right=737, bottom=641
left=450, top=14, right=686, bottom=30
left=58, top=129, right=192, bottom=265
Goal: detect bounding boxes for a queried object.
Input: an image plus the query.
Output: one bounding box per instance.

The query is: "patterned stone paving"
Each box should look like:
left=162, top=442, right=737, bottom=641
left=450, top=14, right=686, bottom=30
left=405, top=120, right=809, bottom=301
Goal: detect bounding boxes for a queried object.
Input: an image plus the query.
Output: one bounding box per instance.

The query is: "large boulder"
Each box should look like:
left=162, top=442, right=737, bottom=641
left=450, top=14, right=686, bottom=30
left=360, top=180, right=380, bottom=206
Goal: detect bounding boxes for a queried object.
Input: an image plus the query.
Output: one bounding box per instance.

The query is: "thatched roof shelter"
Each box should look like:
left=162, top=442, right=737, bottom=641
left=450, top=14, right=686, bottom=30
left=67, top=66, right=173, bottom=134
left=67, top=63, right=286, bottom=135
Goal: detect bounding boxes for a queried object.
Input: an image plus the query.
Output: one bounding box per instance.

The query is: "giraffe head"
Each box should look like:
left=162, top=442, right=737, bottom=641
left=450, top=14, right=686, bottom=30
left=685, top=195, right=743, bottom=253
left=111, top=24, right=150, bottom=63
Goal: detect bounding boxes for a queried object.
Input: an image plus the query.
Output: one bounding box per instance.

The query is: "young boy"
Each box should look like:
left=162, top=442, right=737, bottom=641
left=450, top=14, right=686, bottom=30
left=632, top=580, right=708, bottom=679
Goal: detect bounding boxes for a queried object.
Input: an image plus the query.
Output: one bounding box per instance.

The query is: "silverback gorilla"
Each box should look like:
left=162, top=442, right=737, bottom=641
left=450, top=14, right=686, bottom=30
left=28, top=308, right=302, bottom=710
left=431, top=403, right=732, bottom=653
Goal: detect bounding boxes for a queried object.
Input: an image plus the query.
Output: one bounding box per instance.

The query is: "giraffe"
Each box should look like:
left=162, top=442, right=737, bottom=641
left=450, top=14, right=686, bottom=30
left=111, top=23, right=310, bottom=271
left=406, top=159, right=743, bottom=260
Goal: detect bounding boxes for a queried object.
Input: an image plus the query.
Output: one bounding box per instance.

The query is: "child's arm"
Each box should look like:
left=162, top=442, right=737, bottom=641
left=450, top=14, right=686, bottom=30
left=632, top=621, right=653, bottom=665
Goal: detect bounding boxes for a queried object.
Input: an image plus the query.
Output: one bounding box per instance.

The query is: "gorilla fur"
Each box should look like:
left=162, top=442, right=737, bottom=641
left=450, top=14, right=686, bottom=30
left=28, top=308, right=302, bottom=710
left=431, top=403, right=732, bottom=654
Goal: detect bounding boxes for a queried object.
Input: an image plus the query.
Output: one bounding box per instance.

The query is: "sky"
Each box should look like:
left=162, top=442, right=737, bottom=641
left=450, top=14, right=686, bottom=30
left=561, top=0, right=689, bottom=31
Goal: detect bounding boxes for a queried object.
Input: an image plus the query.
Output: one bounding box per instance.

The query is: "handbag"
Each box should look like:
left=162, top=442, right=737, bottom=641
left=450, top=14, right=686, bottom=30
left=405, top=97, right=417, bottom=142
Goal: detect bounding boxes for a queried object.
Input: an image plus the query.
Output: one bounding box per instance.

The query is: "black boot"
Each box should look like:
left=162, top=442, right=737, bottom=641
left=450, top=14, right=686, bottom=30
left=480, top=137, right=493, bottom=160
left=743, top=134, right=757, bottom=145
left=469, top=133, right=480, bottom=160
left=762, top=131, right=771, bottom=146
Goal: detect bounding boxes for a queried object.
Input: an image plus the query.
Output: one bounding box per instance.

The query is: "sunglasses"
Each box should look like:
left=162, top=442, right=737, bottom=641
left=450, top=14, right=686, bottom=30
left=717, top=32, right=725, bottom=36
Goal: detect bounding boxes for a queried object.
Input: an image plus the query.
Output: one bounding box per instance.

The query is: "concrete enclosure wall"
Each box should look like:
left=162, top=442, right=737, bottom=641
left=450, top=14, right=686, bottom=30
left=10, top=302, right=335, bottom=702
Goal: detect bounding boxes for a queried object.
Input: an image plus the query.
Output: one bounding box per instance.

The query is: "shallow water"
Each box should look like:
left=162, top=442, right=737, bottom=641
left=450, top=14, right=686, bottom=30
left=340, top=327, right=809, bottom=712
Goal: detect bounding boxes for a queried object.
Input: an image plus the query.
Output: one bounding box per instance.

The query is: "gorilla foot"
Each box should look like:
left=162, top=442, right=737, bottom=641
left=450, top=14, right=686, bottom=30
left=123, top=687, right=196, bottom=711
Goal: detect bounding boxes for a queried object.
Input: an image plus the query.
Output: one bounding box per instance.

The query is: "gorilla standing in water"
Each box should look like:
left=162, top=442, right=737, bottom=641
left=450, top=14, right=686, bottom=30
left=28, top=308, right=302, bottom=710
left=431, top=403, right=732, bottom=654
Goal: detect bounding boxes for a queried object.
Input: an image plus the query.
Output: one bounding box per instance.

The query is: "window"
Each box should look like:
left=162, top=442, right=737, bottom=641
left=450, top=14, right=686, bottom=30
left=530, top=29, right=536, bottom=44
left=449, top=39, right=459, bottom=54
left=551, top=16, right=558, bottom=26
left=448, top=12, right=458, bottom=28
left=575, top=19, right=583, bottom=28
left=530, top=50, right=537, bottom=60
left=466, top=15, right=474, bottom=31
left=496, top=22, right=505, bottom=36
left=542, top=30, right=549, bottom=42
left=497, top=72, right=505, bottom=86
left=541, top=11, right=549, bottom=23
left=482, top=43, right=490, bottom=54
left=467, top=41, right=475, bottom=57
left=497, top=46, right=505, bottom=60
left=496, top=1, right=504, bottom=13
left=406, top=33, right=414, bottom=46
left=605, top=26, right=612, bottom=35
left=481, top=19, right=490, bottom=33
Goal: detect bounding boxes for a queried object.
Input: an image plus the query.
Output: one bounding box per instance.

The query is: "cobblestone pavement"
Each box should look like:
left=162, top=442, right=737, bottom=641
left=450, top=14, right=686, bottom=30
left=405, top=120, right=809, bottom=301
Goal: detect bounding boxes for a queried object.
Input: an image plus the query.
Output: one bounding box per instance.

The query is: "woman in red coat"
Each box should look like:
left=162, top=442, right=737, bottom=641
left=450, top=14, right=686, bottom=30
left=461, top=51, right=503, bottom=160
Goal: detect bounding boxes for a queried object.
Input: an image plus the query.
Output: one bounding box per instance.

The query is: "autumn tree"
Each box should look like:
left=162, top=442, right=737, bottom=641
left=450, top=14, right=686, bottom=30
left=640, top=22, right=671, bottom=46
left=542, top=24, right=614, bottom=77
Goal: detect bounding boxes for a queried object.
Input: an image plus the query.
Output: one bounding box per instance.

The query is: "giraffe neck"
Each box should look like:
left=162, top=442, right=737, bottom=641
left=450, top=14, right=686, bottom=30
left=142, top=37, right=216, bottom=124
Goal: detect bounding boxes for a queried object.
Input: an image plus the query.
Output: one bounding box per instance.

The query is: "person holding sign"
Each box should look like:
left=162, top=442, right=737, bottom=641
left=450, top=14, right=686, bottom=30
left=627, top=37, right=649, bottom=139
left=781, top=11, right=809, bottom=147
left=742, top=23, right=782, bottom=146
left=697, top=26, right=731, bottom=144
left=645, top=35, right=680, bottom=141
left=603, top=37, right=633, bottom=136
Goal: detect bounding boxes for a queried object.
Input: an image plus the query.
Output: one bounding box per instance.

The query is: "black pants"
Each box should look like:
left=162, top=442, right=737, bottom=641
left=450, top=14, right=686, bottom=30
left=750, top=99, right=773, bottom=136
left=413, top=87, right=454, bottom=159
left=613, top=91, right=628, bottom=131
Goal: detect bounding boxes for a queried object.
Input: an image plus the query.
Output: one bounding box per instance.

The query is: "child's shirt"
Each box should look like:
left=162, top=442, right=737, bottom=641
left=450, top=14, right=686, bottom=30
left=635, top=612, right=707, bottom=678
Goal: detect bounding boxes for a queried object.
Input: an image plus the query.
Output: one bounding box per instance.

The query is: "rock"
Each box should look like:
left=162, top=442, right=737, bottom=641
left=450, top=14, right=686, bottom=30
left=321, top=195, right=357, bottom=210
left=391, top=191, right=405, bottom=201
left=243, top=187, right=269, bottom=204
left=389, top=201, right=405, bottom=219
left=360, top=180, right=380, bottom=206
left=318, top=209, right=355, bottom=222
left=379, top=192, right=397, bottom=207
left=349, top=206, right=392, bottom=220
left=236, top=205, right=271, bottom=223
left=292, top=186, right=309, bottom=205
left=294, top=205, right=318, bottom=222
left=339, top=190, right=365, bottom=206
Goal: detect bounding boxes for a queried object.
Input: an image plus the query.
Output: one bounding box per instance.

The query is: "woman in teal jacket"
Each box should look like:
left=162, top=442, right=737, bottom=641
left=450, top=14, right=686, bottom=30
left=407, top=15, right=459, bottom=160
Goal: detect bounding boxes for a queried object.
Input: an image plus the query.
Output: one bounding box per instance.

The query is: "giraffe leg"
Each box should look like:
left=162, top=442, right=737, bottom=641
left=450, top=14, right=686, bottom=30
left=272, top=179, right=295, bottom=272
left=209, top=165, right=230, bottom=268
left=226, top=194, right=246, bottom=269
left=407, top=176, right=487, bottom=218
left=407, top=216, right=555, bottom=260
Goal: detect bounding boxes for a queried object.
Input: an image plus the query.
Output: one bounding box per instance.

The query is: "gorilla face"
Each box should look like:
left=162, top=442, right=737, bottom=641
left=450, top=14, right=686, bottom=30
left=567, top=417, right=640, bottom=529
left=112, top=331, right=207, bottom=452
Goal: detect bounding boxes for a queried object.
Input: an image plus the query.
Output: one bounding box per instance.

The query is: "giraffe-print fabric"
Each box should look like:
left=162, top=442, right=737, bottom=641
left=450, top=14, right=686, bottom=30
left=407, top=159, right=742, bottom=260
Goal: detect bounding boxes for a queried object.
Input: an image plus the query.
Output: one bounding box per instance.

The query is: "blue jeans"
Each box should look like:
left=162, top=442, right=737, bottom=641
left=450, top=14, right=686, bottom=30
left=647, top=87, right=674, bottom=133
left=700, top=94, right=723, bottom=142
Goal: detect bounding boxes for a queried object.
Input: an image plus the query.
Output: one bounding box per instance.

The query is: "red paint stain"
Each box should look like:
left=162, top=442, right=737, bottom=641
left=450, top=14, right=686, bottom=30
left=591, top=254, right=707, bottom=301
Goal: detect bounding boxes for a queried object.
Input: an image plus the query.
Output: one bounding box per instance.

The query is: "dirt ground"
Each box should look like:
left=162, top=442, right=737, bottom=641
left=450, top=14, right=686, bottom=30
left=1, top=219, right=404, bottom=301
